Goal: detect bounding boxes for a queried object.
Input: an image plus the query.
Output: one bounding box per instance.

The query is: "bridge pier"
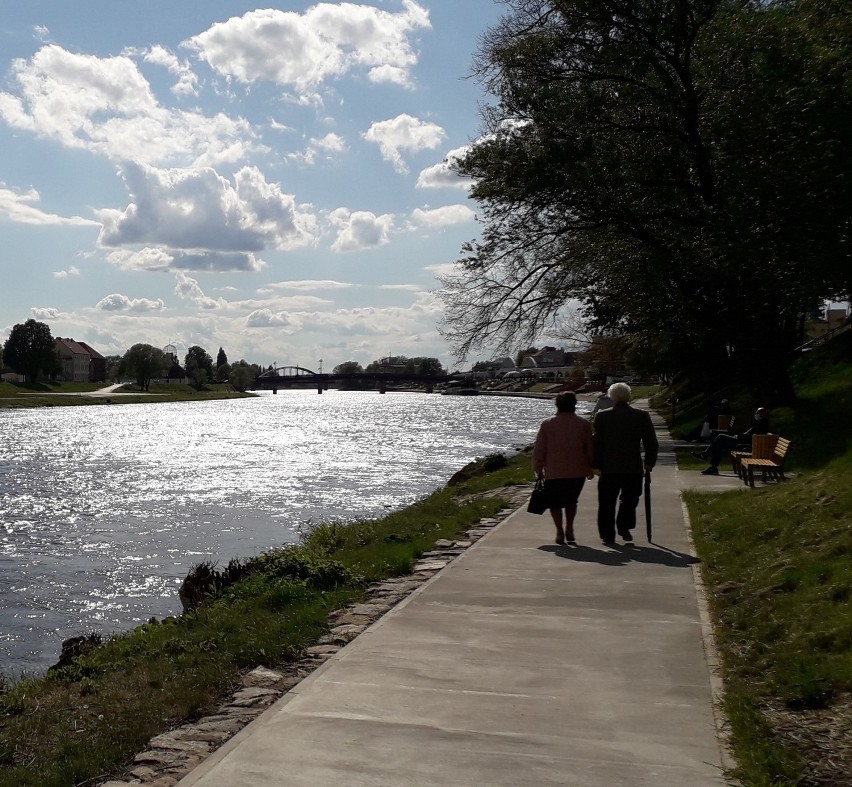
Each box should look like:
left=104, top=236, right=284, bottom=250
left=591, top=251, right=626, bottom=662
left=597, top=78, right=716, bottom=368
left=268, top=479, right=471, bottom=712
left=317, top=384, right=323, bottom=395
left=379, top=381, right=386, bottom=394
left=272, top=387, right=277, bottom=395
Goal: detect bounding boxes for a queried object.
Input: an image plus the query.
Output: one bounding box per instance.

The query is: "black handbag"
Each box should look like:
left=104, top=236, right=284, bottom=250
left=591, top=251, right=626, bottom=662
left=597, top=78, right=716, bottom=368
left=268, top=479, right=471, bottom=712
left=526, top=478, right=548, bottom=515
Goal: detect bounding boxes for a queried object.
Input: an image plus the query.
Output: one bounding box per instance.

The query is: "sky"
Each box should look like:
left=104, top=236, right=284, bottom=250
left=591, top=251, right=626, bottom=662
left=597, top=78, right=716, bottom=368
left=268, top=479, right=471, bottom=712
left=0, top=0, right=507, bottom=372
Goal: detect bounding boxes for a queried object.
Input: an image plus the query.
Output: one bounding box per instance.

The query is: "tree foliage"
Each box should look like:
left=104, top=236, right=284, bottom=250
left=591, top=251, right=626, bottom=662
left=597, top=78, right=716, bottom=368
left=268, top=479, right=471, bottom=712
left=184, top=346, right=214, bottom=378
left=122, top=344, right=166, bottom=391
left=3, top=319, right=57, bottom=381
left=215, top=347, right=228, bottom=369
left=440, top=0, right=851, bottom=402
left=229, top=360, right=261, bottom=392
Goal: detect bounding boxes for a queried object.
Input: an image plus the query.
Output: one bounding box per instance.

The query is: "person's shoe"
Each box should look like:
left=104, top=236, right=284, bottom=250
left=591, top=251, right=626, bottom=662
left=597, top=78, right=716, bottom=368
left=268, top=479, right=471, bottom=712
left=700, top=467, right=719, bottom=475
left=555, top=535, right=566, bottom=545
left=691, top=451, right=708, bottom=460
left=618, top=530, right=634, bottom=542
left=601, top=540, right=617, bottom=547
left=565, top=528, right=575, bottom=543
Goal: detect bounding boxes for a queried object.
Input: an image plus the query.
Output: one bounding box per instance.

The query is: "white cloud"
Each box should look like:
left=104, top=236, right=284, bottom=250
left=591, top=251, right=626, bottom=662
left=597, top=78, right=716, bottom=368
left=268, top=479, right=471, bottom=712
left=258, top=280, right=355, bottom=293
left=53, top=266, right=81, bottom=278
left=423, top=262, right=457, bottom=278
left=173, top=272, right=222, bottom=310
left=416, top=145, right=473, bottom=189
left=31, top=307, right=61, bottom=320
left=95, top=293, right=165, bottom=312
left=97, top=161, right=317, bottom=264
left=245, top=309, right=302, bottom=331
left=410, top=204, right=475, bottom=228
left=0, top=45, right=254, bottom=167
left=379, top=284, right=422, bottom=292
left=183, top=1, right=430, bottom=95
left=363, top=114, right=445, bottom=174
left=142, top=45, right=199, bottom=96
left=329, top=208, right=394, bottom=252
left=105, top=247, right=266, bottom=273
left=368, top=65, right=412, bottom=89
left=0, top=186, right=99, bottom=226
left=288, top=132, right=347, bottom=165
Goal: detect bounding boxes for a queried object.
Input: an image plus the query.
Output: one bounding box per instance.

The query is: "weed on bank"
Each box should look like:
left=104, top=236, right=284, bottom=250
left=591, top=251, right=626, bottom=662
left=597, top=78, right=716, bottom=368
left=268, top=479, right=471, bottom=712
left=0, top=452, right=534, bottom=786
left=672, top=334, right=852, bottom=785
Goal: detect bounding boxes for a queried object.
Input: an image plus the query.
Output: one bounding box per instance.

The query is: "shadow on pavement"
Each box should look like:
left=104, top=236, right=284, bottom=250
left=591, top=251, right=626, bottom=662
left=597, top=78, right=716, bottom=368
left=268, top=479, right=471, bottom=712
left=538, top=543, right=700, bottom=568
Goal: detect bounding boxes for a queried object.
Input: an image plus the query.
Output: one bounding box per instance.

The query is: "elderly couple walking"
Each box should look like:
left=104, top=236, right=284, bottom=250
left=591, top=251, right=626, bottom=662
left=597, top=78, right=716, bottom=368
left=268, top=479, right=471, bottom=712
left=532, top=383, right=659, bottom=546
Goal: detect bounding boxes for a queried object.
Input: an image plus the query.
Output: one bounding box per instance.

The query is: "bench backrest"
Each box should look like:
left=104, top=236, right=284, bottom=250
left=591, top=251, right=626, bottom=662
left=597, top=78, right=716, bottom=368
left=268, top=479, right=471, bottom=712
left=773, top=437, right=792, bottom=462
left=751, top=433, right=779, bottom=459
left=716, top=414, right=735, bottom=431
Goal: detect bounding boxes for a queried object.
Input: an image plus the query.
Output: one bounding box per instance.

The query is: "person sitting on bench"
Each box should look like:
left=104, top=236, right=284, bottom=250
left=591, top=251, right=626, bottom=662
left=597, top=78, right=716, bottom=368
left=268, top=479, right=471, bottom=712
left=694, top=407, right=769, bottom=475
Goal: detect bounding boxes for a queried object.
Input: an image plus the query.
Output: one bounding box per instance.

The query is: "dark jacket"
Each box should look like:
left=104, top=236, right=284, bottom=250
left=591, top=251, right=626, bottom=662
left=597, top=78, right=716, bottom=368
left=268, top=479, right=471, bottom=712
left=593, top=403, right=659, bottom=474
left=737, top=416, right=770, bottom=445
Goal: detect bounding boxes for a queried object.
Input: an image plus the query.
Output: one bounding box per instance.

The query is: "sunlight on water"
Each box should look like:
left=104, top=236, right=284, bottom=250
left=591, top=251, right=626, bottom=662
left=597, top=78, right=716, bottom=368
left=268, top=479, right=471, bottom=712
left=0, top=391, right=584, bottom=674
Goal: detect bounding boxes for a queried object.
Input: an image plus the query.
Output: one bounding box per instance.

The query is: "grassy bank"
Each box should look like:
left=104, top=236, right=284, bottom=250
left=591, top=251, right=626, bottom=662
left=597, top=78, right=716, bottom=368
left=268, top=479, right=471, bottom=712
left=663, top=333, right=852, bottom=785
left=0, top=381, right=254, bottom=409
left=0, top=451, right=534, bottom=786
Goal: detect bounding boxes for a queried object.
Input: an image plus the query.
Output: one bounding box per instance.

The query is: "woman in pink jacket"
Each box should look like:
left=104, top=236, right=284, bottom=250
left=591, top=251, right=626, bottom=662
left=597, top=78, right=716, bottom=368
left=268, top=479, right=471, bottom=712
left=532, top=391, right=594, bottom=544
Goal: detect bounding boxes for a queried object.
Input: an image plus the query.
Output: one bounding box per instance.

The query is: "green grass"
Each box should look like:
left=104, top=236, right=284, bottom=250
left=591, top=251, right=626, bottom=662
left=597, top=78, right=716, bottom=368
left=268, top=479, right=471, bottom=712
left=0, top=381, right=254, bottom=409
left=0, top=450, right=532, bottom=786
left=675, top=332, right=852, bottom=785
left=628, top=384, right=663, bottom=399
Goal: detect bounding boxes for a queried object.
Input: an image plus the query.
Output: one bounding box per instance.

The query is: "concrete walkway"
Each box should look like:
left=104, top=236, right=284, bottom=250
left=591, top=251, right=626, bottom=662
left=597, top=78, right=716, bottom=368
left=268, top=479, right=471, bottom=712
left=179, top=412, right=733, bottom=786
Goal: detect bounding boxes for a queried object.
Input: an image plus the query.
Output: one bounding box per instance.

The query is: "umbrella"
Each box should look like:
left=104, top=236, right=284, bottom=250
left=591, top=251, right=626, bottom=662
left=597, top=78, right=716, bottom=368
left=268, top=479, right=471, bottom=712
left=644, top=469, right=653, bottom=542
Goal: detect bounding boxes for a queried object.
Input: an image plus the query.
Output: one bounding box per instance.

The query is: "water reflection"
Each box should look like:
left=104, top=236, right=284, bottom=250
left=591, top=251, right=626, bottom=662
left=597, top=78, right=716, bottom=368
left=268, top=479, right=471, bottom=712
left=0, top=391, right=575, bottom=674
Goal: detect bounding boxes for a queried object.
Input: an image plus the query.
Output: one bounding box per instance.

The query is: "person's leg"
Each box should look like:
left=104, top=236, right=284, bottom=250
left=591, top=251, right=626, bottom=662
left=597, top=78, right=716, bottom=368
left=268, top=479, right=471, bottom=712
left=615, top=474, right=643, bottom=539
left=597, top=474, right=619, bottom=543
left=563, top=477, right=585, bottom=542
left=693, top=433, right=719, bottom=460
left=549, top=508, right=565, bottom=543
left=707, top=434, right=737, bottom=469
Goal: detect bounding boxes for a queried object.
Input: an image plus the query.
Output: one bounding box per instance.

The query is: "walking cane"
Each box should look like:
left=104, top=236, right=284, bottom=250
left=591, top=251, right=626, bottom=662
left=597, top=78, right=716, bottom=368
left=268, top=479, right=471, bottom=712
left=644, top=469, right=652, bottom=542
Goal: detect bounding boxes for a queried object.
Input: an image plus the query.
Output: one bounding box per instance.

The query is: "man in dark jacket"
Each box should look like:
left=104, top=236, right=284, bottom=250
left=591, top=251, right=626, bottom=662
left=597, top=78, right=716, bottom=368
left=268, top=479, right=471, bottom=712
left=593, top=383, right=659, bottom=545
left=693, top=407, right=770, bottom=475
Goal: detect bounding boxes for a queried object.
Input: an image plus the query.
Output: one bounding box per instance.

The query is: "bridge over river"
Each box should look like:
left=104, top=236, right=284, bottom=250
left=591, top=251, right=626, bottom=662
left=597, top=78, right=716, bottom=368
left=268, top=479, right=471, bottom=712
left=252, top=366, right=472, bottom=394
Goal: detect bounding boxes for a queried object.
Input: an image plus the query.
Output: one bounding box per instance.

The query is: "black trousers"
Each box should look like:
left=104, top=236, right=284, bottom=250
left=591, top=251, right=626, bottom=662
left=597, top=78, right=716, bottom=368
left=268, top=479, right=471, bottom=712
left=597, top=473, right=643, bottom=541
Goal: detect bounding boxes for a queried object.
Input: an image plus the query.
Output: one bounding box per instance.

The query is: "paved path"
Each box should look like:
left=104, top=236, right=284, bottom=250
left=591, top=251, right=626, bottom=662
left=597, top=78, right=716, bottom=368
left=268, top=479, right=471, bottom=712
left=179, top=411, right=732, bottom=786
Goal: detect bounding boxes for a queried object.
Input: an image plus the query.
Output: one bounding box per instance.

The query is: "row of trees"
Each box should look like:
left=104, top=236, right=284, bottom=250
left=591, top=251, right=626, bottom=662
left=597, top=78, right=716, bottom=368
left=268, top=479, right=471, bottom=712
left=440, top=0, right=851, bottom=403
left=119, top=344, right=260, bottom=392
left=3, top=318, right=448, bottom=392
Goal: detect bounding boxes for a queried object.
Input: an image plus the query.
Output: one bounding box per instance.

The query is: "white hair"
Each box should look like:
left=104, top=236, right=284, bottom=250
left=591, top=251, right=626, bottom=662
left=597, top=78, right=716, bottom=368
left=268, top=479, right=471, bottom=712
left=608, top=382, right=632, bottom=404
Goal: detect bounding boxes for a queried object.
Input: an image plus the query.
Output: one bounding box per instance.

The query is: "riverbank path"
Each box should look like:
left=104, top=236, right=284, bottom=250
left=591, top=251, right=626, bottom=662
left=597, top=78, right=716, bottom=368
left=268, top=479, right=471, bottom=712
left=179, top=406, right=734, bottom=786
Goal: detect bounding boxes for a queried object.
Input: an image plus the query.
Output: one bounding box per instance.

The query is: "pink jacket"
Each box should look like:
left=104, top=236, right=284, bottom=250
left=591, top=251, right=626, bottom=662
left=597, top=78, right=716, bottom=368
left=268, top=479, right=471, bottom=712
left=533, top=413, right=594, bottom=479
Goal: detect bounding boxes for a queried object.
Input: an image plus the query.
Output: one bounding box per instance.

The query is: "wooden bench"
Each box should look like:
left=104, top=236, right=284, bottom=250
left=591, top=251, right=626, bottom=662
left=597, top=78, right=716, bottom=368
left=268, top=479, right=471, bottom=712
left=711, top=414, right=735, bottom=436
left=731, top=433, right=778, bottom=477
left=740, top=437, right=792, bottom=487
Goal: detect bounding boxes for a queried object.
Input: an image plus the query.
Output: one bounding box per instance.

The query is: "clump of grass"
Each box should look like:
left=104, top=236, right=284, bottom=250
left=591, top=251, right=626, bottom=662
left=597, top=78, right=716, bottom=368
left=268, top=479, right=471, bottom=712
left=683, top=333, right=852, bottom=785
left=0, top=450, right=532, bottom=786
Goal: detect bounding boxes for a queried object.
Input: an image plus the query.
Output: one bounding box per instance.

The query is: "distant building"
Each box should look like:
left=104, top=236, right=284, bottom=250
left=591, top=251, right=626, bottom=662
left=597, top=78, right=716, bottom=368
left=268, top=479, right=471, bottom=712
left=515, top=347, right=580, bottom=378
left=77, top=341, right=106, bottom=382
left=806, top=307, right=850, bottom=339
left=1, top=368, right=26, bottom=383
left=54, top=338, right=106, bottom=382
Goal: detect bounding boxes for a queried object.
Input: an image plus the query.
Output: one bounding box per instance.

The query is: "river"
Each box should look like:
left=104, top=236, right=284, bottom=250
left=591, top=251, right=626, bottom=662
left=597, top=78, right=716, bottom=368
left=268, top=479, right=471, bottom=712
left=1, top=391, right=580, bottom=676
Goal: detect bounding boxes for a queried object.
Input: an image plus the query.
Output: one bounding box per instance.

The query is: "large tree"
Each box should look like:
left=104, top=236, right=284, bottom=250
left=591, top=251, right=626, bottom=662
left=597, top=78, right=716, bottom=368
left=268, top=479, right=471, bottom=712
left=3, top=319, right=57, bottom=382
left=122, top=344, right=166, bottom=391
left=184, top=346, right=214, bottom=378
left=229, top=360, right=262, bottom=392
left=440, top=0, right=851, bottom=402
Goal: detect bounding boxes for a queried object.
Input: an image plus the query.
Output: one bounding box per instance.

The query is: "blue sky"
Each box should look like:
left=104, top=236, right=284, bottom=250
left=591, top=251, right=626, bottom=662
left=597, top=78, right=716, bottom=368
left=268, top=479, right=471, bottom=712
left=0, top=1, right=506, bottom=371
